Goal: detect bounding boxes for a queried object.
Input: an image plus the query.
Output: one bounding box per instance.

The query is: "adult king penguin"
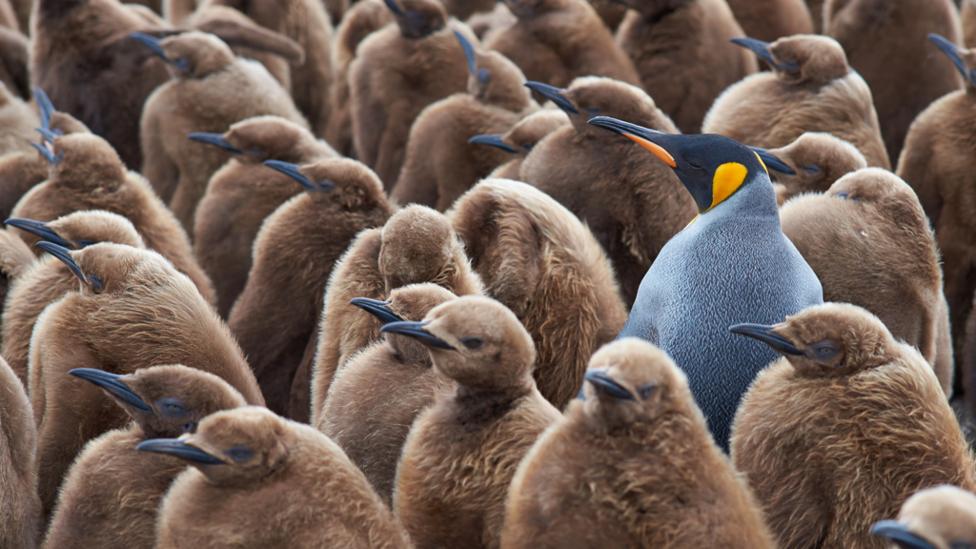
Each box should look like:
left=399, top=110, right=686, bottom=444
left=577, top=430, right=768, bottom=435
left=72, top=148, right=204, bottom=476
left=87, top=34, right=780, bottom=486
left=589, top=116, right=823, bottom=449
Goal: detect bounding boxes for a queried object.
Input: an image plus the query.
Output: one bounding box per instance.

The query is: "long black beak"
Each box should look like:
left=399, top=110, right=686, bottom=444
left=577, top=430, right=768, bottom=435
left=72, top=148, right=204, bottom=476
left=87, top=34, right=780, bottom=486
left=137, top=438, right=225, bottom=465
left=381, top=321, right=455, bottom=350
left=524, top=81, right=579, bottom=115
left=36, top=127, right=60, bottom=144
left=188, top=132, right=242, bottom=155
left=730, top=37, right=799, bottom=73
left=752, top=147, right=796, bottom=175
left=869, top=520, right=937, bottom=549
left=35, top=241, right=102, bottom=291
left=468, top=134, right=518, bottom=154
left=69, top=368, right=151, bottom=411
left=350, top=297, right=404, bottom=325
left=383, top=0, right=404, bottom=16
left=31, top=141, right=61, bottom=165
left=263, top=160, right=334, bottom=192
left=929, top=33, right=974, bottom=85
left=729, top=323, right=803, bottom=356
left=455, top=30, right=478, bottom=76
left=584, top=369, right=635, bottom=400
left=130, top=32, right=169, bottom=62
left=5, top=218, right=72, bottom=248
left=33, top=87, right=56, bottom=131
left=588, top=115, right=678, bottom=168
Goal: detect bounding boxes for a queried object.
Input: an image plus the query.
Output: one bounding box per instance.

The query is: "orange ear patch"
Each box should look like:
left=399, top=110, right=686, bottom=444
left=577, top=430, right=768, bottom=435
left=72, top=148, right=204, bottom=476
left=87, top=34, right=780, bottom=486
left=710, top=162, right=748, bottom=210
left=623, top=133, right=677, bottom=168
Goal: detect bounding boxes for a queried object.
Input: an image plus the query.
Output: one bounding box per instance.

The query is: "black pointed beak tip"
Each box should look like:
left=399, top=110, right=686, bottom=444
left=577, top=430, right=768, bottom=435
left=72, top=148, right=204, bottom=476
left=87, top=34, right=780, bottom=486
left=468, top=134, right=517, bottom=154
left=136, top=439, right=225, bottom=465
left=869, top=521, right=936, bottom=549
left=586, top=115, right=622, bottom=133
left=4, top=218, right=70, bottom=248
left=584, top=370, right=635, bottom=400
left=728, top=323, right=804, bottom=356
left=68, top=368, right=151, bottom=412
left=380, top=321, right=455, bottom=350
left=187, top=132, right=242, bottom=154
left=350, top=297, right=403, bottom=324
left=524, top=81, right=579, bottom=115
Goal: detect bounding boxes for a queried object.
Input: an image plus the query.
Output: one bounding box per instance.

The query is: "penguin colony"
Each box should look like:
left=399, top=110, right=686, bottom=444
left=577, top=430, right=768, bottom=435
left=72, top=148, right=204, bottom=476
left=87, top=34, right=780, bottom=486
left=2, top=0, right=976, bottom=548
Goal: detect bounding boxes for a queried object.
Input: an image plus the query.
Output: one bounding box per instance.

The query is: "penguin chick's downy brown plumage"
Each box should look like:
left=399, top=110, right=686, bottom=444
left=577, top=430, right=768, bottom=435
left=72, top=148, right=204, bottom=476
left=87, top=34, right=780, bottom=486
left=824, top=0, right=963, bottom=163
left=319, top=283, right=456, bottom=504
left=871, top=485, right=976, bottom=549
left=138, top=31, right=307, bottom=234
left=615, top=0, right=757, bottom=133
left=0, top=224, right=35, bottom=317
left=766, top=131, right=867, bottom=204
left=485, top=0, right=639, bottom=90
left=391, top=32, right=537, bottom=211
left=151, top=406, right=411, bottom=548
left=479, top=108, right=569, bottom=179
left=729, top=303, right=976, bottom=549
left=703, top=34, right=890, bottom=169
left=390, top=296, right=562, bottom=548
left=228, top=158, right=394, bottom=418
left=309, top=204, right=483, bottom=422
left=502, top=338, right=775, bottom=549
left=516, top=77, right=695, bottom=305
left=10, top=132, right=216, bottom=304
left=350, top=0, right=472, bottom=187
left=43, top=365, right=246, bottom=549
left=28, top=242, right=263, bottom=515
left=0, top=355, right=40, bottom=549
left=450, top=179, right=628, bottom=409
left=0, top=81, right=37, bottom=156
left=3, top=211, right=144, bottom=385
left=780, top=168, right=953, bottom=394
left=191, top=115, right=336, bottom=317
left=726, top=0, right=813, bottom=43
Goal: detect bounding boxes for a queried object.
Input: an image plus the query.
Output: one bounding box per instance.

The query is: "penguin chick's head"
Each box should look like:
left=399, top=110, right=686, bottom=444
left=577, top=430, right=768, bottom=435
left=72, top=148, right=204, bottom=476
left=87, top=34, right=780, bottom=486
left=589, top=116, right=786, bottom=212
left=381, top=295, right=536, bottom=390
left=34, top=241, right=160, bottom=297
left=871, top=485, right=976, bottom=549
left=731, top=34, right=849, bottom=84
left=378, top=205, right=458, bottom=290
left=131, top=31, right=235, bottom=78
left=527, top=77, right=673, bottom=137
left=5, top=210, right=143, bottom=251
left=263, top=158, right=387, bottom=209
left=826, top=167, right=919, bottom=206
left=766, top=133, right=867, bottom=201
left=46, top=133, right=127, bottom=193
left=384, top=0, right=446, bottom=39
left=454, top=31, right=530, bottom=109
left=189, top=116, right=316, bottom=163
left=729, top=303, right=900, bottom=378
left=469, top=109, right=569, bottom=157
left=69, top=365, right=246, bottom=438
left=581, top=338, right=692, bottom=429
left=929, top=33, right=976, bottom=88
left=138, top=407, right=291, bottom=484
left=353, top=283, right=458, bottom=364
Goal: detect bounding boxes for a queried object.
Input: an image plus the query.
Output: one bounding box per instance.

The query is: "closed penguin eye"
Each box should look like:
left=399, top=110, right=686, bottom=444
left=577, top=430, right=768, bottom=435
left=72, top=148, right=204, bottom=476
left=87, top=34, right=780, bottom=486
left=460, top=337, right=483, bottom=350
left=226, top=446, right=253, bottom=463
left=636, top=384, right=656, bottom=400
left=809, top=340, right=841, bottom=362
left=157, top=397, right=187, bottom=418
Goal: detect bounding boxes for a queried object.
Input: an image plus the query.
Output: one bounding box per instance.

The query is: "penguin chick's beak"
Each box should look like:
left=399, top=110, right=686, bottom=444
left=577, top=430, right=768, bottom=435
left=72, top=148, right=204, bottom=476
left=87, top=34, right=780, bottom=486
left=869, top=520, right=937, bottom=549
left=728, top=323, right=804, bottom=356
left=383, top=0, right=405, bottom=16
left=4, top=218, right=72, bottom=248
left=587, top=115, right=677, bottom=168
left=730, top=37, right=799, bottom=73
left=350, top=297, right=404, bottom=325
left=187, top=132, right=243, bottom=155
left=137, top=438, right=226, bottom=465
left=130, top=32, right=188, bottom=71
left=584, top=369, right=635, bottom=400
left=35, top=241, right=103, bottom=291
left=30, top=141, right=61, bottom=165
left=752, top=147, right=796, bottom=175
left=263, top=160, right=335, bottom=192
left=524, top=81, right=579, bottom=115
left=928, top=33, right=975, bottom=85
left=468, top=134, right=518, bottom=154
left=33, top=87, right=56, bottom=131
left=69, top=368, right=151, bottom=412
left=381, top=321, right=456, bottom=350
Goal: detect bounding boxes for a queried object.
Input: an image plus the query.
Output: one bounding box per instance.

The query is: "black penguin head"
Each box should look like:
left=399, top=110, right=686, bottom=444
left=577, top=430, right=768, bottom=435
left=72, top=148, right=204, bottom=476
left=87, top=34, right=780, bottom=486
left=589, top=116, right=779, bottom=212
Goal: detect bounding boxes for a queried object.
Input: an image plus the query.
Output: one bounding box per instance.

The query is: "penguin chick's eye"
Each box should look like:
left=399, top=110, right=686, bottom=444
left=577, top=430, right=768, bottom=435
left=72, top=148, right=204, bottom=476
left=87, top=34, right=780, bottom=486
left=157, top=397, right=187, bottom=418
left=809, top=340, right=841, bottom=363
left=477, top=68, right=491, bottom=85
left=636, top=384, right=656, bottom=400
left=181, top=422, right=197, bottom=434
left=76, top=239, right=96, bottom=248
left=802, top=164, right=821, bottom=175
left=460, top=337, right=483, bottom=350
left=226, top=446, right=253, bottom=463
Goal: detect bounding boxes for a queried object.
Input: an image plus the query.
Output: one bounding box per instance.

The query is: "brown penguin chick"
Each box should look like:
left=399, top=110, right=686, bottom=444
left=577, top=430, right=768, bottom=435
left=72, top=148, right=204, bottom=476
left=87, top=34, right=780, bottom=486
left=390, top=296, right=563, bottom=549
left=10, top=132, right=216, bottom=304
left=0, top=0, right=20, bottom=31
left=150, top=406, right=411, bottom=548
left=515, top=77, right=695, bottom=304
left=729, top=303, right=976, bottom=549
left=392, top=32, right=537, bottom=210
left=477, top=108, right=570, bottom=179
left=3, top=211, right=144, bottom=385
left=318, top=283, right=456, bottom=504
left=0, top=355, right=40, bottom=549
left=780, top=168, right=953, bottom=394
left=825, top=0, right=964, bottom=163
left=502, top=339, right=776, bottom=549
left=449, top=179, right=628, bottom=409
left=228, top=158, right=394, bottom=418
left=43, top=365, right=246, bottom=549
left=28, top=242, right=263, bottom=515
left=703, top=34, right=890, bottom=169
left=872, top=485, right=976, bottom=549
left=163, top=0, right=197, bottom=24
left=442, top=0, right=495, bottom=19
left=0, top=81, right=37, bottom=156
left=310, top=204, right=484, bottom=423
left=191, top=115, right=336, bottom=316
left=485, top=0, right=640, bottom=90
left=615, top=0, right=758, bottom=133
left=589, top=0, right=627, bottom=30
left=965, top=0, right=976, bottom=49
left=349, top=0, right=472, bottom=187
left=137, top=31, right=307, bottom=233
left=766, top=132, right=867, bottom=204
left=325, top=0, right=394, bottom=157
left=726, top=0, right=813, bottom=43
left=0, top=224, right=34, bottom=314
left=7, top=0, right=26, bottom=31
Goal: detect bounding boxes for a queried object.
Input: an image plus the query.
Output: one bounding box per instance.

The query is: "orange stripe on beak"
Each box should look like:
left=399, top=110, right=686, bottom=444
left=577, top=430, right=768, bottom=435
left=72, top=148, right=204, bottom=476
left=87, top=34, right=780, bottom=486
left=622, top=133, right=677, bottom=168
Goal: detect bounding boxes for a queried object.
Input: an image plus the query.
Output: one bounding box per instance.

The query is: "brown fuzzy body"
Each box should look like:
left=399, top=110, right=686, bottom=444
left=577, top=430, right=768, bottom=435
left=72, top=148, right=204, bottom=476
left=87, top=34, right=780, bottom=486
left=0, top=227, right=34, bottom=318
left=449, top=179, right=627, bottom=409
left=878, top=485, right=976, bottom=549
left=702, top=34, right=890, bottom=169
left=824, top=0, right=963, bottom=163
left=0, top=152, right=48, bottom=221
left=0, top=28, right=29, bottom=101
left=485, top=0, right=639, bottom=89
left=156, top=407, right=411, bottom=549
left=0, top=83, right=38, bottom=156
left=227, top=159, right=394, bottom=418
left=0, top=355, right=40, bottom=549
left=443, top=0, right=495, bottom=19
left=727, top=0, right=813, bottom=42
left=965, top=0, right=976, bottom=48
left=616, top=0, right=757, bottom=133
